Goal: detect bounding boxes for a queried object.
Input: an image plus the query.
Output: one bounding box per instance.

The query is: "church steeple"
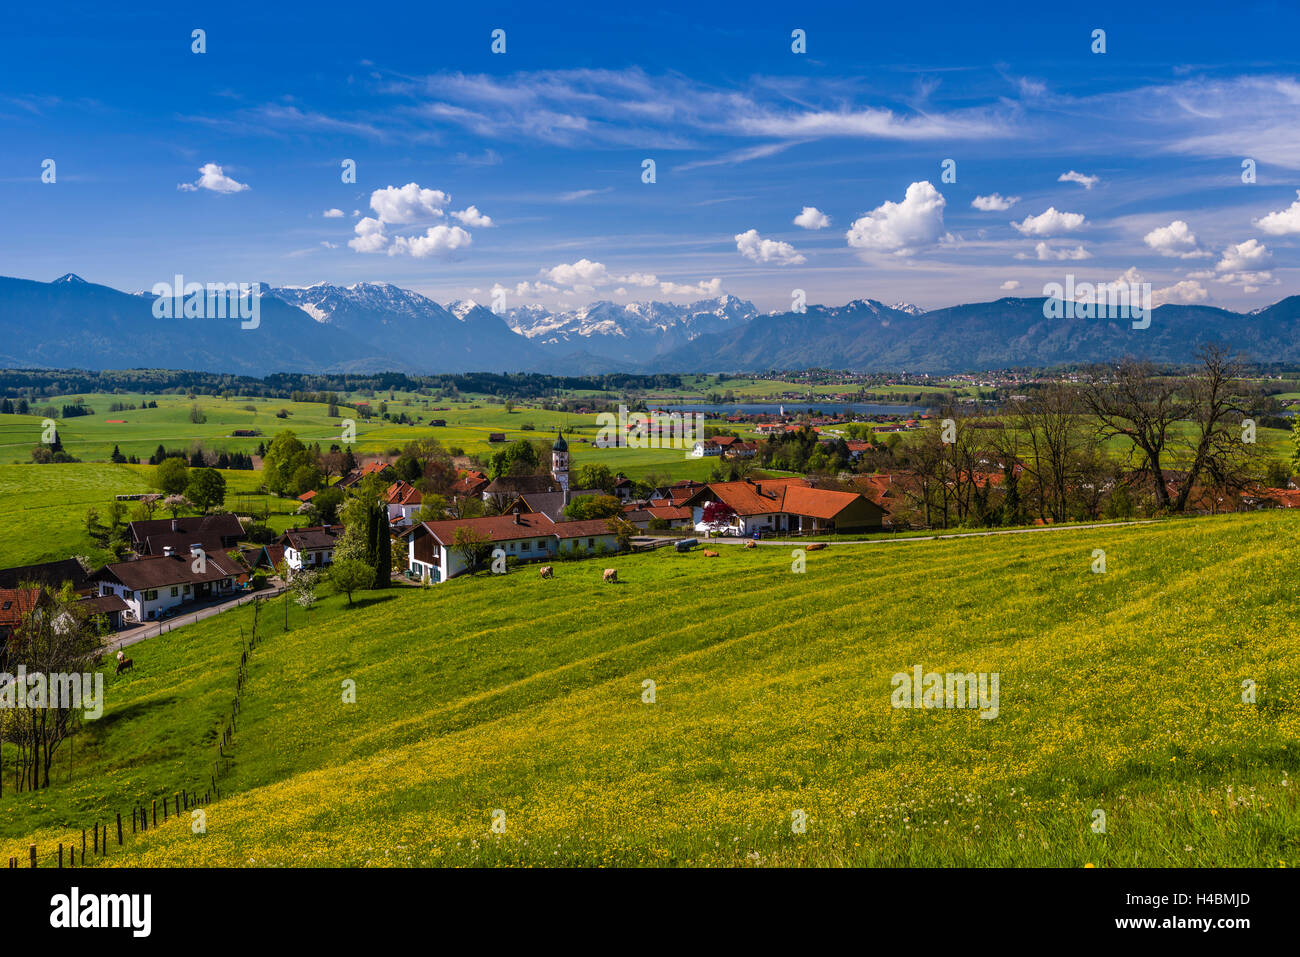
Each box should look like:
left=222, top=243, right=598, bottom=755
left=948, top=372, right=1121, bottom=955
left=551, top=432, right=570, bottom=498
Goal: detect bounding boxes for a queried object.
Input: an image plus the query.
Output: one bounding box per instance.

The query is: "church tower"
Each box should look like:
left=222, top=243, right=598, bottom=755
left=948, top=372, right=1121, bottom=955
left=551, top=432, right=570, bottom=499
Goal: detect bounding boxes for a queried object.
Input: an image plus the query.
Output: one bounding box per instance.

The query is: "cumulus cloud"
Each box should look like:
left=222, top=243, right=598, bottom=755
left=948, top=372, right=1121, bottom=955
left=539, top=259, right=658, bottom=291
left=793, top=206, right=831, bottom=229
left=349, top=182, right=484, bottom=257
left=1000, top=280, right=1021, bottom=290
left=660, top=277, right=723, bottom=297
left=1152, top=280, right=1208, bottom=306
left=1216, top=238, right=1271, bottom=272
left=389, top=225, right=472, bottom=258
left=322, top=208, right=345, bottom=218
left=368, top=183, right=449, bottom=223
left=1012, top=207, right=1086, bottom=236
left=1058, top=170, right=1099, bottom=189
left=1185, top=240, right=1276, bottom=292
left=451, top=205, right=494, bottom=228
left=1254, top=190, right=1300, bottom=235
left=735, top=229, right=806, bottom=265
left=845, top=181, right=946, bottom=256
left=1143, top=220, right=1209, bottom=258
left=1016, top=242, right=1091, bottom=261
left=972, top=193, right=1018, bottom=211
left=177, top=163, right=249, bottom=194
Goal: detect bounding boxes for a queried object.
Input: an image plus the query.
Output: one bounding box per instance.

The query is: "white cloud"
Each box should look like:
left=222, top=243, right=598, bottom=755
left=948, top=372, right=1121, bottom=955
left=1216, top=238, right=1271, bottom=272
left=451, top=205, right=494, bottom=228
left=1254, top=190, right=1300, bottom=235
left=320, top=241, right=338, bottom=249
left=845, top=181, right=946, bottom=256
left=389, top=225, right=472, bottom=258
left=660, top=277, right=724, bottom=297
left=1143, top=220, right=1208, bottom=258
left=1152, top=280, right=1208, bottom=306
left=368, top=183, right=449, bottom=223
left=1016, top=242, right=1091, bottom=261
left=539, top=259, right=658, bottom=289
left=1058, top=170, right=1099, bottom=189
left=177, top=162, right=249, bottom=194
left=348, top=217, right=388, bottom=253
left=322, top=208, right=345, bottom=218
left=1000, top=280, right=1021, bottom=290
left=1012, top=207, right=1086, bottom=236
left=972, top=193, right=1019, bottom=211
left=735, top=229, right=806, bottom=265
left=793, top=206, right=831, bottom=229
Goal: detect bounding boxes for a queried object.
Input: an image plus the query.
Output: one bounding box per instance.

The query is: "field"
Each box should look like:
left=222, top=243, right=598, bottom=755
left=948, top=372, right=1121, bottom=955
left=2, top=510, right=1297, bottom=867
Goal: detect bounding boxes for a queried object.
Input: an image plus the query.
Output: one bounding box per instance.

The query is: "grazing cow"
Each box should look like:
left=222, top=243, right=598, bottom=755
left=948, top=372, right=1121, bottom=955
left=743, top=540, right=756, bottom=549
left=703, top=550, right=719, bottom=557
left=539, top=566, right=553, bottom=579
left=603, top=568, right=618, bottom=583
left=806, top=542, right=827, bottom=551
left=116, top=656, right=134, bottom=675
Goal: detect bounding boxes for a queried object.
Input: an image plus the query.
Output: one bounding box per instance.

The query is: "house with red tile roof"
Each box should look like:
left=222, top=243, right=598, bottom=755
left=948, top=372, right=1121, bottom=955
left=680, top=477, right=886, bottom=535
left=402, top=510, right=623, bottom=582
left=384, top=480, right=424, bottom=526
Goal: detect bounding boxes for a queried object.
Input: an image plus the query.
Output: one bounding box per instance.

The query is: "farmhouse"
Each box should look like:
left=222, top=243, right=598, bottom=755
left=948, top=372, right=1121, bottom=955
left=91, top=548, right=240, bottom=622
left=128, top=515, right=244, bottom=554
left=276, top=526, right=340, bottom=572
left=449, top=469, right=489, bottom=500
left=338, top=459, right=395, bottom=489
left=0, top=587, right=41, bottom=645
left=384, top=480, right=424, bottom=526
left=403, top=511, right=622, bottom=583
left=0, top=558, right=91, bottom=593
left=682, top=478, right=886, bottom=535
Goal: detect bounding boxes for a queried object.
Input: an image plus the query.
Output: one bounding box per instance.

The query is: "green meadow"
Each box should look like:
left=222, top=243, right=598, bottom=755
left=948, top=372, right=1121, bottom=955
left=2, top=510, right=1296, bottom=867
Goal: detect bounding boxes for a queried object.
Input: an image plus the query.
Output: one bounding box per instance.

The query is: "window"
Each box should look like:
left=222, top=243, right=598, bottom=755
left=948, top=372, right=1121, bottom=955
left=144, top=589, right=158, bottom=600
left=588, top=538, right=595, bottom=547
left=170, top=586, right=179, bottom=597
left=521, top=541, right=530, bottom=552
left=183, top=584, right=191, bottom=594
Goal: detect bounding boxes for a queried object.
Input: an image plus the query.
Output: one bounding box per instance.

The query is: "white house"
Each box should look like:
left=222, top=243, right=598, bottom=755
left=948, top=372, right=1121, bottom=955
left=91, top=547, right=239, bottom=622
left=403, top=512, right=622, bottom=583
left=277, top=526, right=340, bottom=572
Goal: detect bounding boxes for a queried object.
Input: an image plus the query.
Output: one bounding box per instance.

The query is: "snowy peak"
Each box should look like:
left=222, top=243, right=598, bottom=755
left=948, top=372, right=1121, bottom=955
left=53, top=273, right=88, bottom=284
left=890, top=301, right=926, bottom=315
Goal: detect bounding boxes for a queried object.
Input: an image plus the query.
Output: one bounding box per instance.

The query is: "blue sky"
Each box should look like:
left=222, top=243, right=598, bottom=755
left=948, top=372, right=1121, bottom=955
left=4, top=0, right=1300, bottom=313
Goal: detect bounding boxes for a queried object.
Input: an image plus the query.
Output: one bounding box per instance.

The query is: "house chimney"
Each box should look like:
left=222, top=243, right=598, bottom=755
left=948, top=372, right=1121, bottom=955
left=171, top=518, right=179, bottom=532
left=163, top=545, right=174, bottom=557
left=189, top=543, right=203, bottom=557
left=513, top=511, right=521, bottom=525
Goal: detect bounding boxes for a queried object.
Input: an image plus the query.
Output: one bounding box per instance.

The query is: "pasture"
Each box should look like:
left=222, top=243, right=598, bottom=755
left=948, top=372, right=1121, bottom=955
left=2, top=510, right=1296, bottom=867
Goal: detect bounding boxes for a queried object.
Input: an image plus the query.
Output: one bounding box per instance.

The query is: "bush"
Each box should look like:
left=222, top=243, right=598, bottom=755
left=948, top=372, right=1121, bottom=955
left=250, top=572, right=268, bottom=590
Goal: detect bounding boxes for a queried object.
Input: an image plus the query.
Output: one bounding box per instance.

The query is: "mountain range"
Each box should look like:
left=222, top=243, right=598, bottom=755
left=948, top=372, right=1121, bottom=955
left=2, top=273, right=1298, bottom=375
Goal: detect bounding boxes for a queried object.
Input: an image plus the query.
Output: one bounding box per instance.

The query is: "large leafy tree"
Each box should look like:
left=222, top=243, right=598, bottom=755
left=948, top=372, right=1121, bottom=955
left=154, top=456, right=190, bottom=495
left=185, top=467, right=227, bottom=512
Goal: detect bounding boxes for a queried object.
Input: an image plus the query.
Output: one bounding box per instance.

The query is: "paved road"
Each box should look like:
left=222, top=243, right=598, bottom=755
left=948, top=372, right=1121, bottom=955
left=102, top=582, right=288, bottom=657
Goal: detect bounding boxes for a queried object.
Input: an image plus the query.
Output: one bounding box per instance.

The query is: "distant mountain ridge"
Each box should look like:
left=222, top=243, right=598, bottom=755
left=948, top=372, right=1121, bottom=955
left=2, top=273, right=1299, bottom=375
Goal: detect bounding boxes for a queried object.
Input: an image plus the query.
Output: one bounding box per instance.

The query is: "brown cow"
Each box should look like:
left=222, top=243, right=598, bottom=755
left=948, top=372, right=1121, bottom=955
left=743, top=540, right=756, bottom=549
left=116, top=657, right=134, bottom=675
left=806, top=542, right=827, bottom=551
left=703, top=550, right=719, bottom=557
left=539, top=566, right=553, bottom=579
left=603, top=568, right=618, bottom=583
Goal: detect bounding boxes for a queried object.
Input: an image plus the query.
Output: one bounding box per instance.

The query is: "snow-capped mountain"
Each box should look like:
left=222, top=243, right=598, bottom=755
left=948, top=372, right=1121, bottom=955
left=269, top=283, right=541, bottom=372
left=890, top=301, right=926, bottom=315
left=502, top=294, right=758, bottom=362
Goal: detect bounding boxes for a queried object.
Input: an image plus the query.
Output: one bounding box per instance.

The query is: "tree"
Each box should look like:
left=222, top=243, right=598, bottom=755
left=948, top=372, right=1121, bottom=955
left=185, top=467, right=227, bottom=512
left=263, top=430, right=313, bottom=496
left=701, top=500, right=737, bottom=532
left=162, top=494, right=190, bottom=518
left=488, top=439, right=539, bottom=478
left=451, top=526, right=493, bottom=572
left=563, top=494, right=623, bottom=521
left=293, top=567, right=319, bottom=612
left=374, top=505, right=391, bottom=588
left=606, top=516, right=635, bottom=551
left=310, top=486, right=345, bottom=525
left=330, top=559, right=373, bottom=607
left=575, top=464, right=616, bottom=492
left=154, top=457, right=190, bottom=496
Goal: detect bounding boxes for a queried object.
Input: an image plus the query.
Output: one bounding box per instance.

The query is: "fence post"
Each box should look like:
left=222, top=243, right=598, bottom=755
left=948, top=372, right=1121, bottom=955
left=81, top=829, right=86, bottom=865
left=29, top=844, right=36, bottom=868
left=152, top=800, right=157, bottom=827
left=58, top=843, right=63, bottom=868
left=93, top=824, right=99, bottom=853
left=117, top=811, right=123, bottom=845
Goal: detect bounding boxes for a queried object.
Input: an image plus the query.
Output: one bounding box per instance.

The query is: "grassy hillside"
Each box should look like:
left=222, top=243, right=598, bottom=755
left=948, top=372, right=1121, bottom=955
left=2, top=511, right=1298, bottom=867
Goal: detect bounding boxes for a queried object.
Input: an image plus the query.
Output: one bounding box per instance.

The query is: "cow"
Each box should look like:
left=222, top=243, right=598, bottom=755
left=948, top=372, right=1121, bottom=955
left=115, top=653, right=134, bottom=675
left=806, top=542, right=827, bottom=551
left=603, top=568, right=618, bottom=583
left=703, top=550, right=719, bottom=557
left=539, top=566, right=553, bottom=579
left=743, top=540, right=756, bottom=549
